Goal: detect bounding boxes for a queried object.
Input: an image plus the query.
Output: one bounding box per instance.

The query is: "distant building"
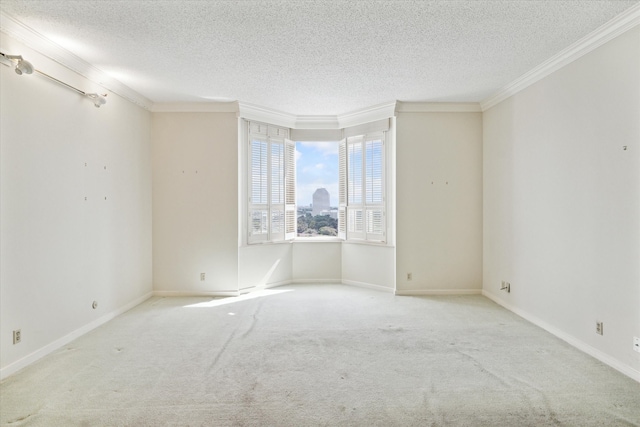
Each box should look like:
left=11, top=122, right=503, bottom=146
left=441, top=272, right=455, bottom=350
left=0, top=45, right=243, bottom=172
left=312, top=188, right=330, bottom=216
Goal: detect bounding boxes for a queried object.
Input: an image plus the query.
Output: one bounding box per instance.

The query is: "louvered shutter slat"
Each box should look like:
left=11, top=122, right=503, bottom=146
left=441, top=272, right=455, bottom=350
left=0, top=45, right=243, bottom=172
left=338, top=139, right=347, bottom=239
left=284, top=139, right=296, bottom=240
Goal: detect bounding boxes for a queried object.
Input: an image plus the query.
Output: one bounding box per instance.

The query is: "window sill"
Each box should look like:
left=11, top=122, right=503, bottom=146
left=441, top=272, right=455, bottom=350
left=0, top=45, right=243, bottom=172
left=341, top=239, right=390, bottom=247
left=245, top=238, right=393, bottom=247
left=293, top=236, right=343, bottom=243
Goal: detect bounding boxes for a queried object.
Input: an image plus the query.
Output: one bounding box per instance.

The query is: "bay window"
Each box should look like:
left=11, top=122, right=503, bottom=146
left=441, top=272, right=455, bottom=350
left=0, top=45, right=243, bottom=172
left=247, top=120, right=387, bottom=244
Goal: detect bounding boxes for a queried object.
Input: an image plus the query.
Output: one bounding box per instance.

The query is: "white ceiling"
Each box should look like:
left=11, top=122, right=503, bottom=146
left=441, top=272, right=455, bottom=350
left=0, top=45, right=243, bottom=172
left=0, top=1, right=638, bottom=115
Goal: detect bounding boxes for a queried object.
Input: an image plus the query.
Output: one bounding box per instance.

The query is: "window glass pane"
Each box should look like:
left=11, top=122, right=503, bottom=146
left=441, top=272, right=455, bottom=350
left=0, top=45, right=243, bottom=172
left=296, top=141, right=339, bottom=237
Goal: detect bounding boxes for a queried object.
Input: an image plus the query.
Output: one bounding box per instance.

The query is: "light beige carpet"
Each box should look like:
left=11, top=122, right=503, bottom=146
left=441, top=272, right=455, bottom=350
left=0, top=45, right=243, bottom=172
left=1, top=284, right=639, bottom=426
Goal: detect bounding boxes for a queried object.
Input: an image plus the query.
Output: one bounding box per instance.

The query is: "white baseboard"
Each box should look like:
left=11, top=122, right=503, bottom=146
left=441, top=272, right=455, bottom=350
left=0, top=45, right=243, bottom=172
left=482, top=290, right=640, bottom=383
left=341, top=279, right=395, bottom=293
left=395, top=288, right=482, bottom=296
left=263, top=280, right=293, bottom=289
left=291, top=279, right=342, bottom=284
left=153, top=290, right=240, bottom=297
left=0, top=291, right=153, bottom=381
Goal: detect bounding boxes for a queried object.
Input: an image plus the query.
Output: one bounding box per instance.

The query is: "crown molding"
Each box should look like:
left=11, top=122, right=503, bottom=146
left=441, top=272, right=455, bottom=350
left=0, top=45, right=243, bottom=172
left=0, top=11, right=153, bottom=110
left=294, top=115, right=340, bottom=129
left=238, top=101, right=398, bottom=130
left=237, top=102, right=298, bottom=128
left=337, top=101, right=398, bottom=128
left=395, top=102, right=481, bottom=113
left=481, top=3, right=640, bottom=111
left=151, top=101, right=239, bottom=113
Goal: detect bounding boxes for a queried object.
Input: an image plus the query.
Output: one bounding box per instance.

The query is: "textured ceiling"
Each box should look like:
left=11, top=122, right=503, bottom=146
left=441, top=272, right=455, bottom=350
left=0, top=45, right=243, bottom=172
left=0, top=0, right=638, bottom=115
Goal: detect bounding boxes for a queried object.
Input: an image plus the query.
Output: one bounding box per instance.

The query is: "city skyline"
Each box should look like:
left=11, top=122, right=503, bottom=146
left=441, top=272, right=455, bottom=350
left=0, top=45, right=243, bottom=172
left=295, top=141, right=338, bottom=207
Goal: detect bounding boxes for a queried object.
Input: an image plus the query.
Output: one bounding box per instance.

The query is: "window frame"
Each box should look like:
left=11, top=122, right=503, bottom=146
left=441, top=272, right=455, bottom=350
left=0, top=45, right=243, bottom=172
left=245, top=120, right=390, bottom=246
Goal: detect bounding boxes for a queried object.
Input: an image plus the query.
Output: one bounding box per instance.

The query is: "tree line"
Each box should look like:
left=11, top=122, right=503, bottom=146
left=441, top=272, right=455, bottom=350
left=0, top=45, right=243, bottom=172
left=297, top=213, right=338, bottom=236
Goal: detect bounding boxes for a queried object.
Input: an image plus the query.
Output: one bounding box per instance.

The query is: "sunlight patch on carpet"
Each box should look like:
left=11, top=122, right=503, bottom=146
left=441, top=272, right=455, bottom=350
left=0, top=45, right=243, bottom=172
left=183, top=288, right=294, bottom=308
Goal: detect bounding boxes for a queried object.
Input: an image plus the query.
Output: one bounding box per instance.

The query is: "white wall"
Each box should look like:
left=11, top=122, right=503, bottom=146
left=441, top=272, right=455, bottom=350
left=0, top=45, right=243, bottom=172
left=0, top=35, right=152, bottom=376
left=152, top=112, right=238, bottom=294
left=483, top=27, right=640, bottom=379
left=342, top=244, right=395, bottom=292
left=238, top=244, right=292, bottom=291
left=292, top=241, right=342, bottom=283
left=395, top=112, right=483, bottom=294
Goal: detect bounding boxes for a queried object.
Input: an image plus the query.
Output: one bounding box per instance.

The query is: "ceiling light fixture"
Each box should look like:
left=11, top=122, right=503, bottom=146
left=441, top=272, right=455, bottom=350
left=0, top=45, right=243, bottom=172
left=1, top=53, right=34, bottom=75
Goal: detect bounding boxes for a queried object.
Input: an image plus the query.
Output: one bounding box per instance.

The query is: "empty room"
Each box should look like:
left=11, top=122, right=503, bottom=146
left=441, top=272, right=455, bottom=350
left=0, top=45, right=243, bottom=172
left=1, top=1, right=639, bottom=425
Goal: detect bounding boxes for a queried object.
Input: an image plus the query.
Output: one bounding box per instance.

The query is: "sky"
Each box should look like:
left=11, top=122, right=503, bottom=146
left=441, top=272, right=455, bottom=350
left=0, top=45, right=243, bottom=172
left=295, top=141, right=338, bottom=207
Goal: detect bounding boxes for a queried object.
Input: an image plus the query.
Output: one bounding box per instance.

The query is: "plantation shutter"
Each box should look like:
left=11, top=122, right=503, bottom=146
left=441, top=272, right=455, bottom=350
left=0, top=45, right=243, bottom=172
left=338, top=139, right=347, bottom=239
left=249, top=135, right=269, bottom=243
left=342, top=131, right=386, bottom=243
left=248, top=121, right=289, bottom=244
left=346, top=136, right=364, bottom=240
left=284, top=139, right=296, bottom=240
left=270, top=139, right=285, bottom=241
left=364, top=134, right=385, bottom=241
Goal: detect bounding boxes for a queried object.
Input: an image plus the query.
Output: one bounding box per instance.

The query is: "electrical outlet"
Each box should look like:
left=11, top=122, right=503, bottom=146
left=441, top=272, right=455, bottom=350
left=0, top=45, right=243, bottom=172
left=596, top=322, right=604, bottom=335
left=633, top=337, right=640, bottom=353
left=407, top=272, right=412, bottom=281
left=200, top=272, right=206, bottom=281
left=500, top=281, right=510, bottom=293
left=13, top=329, right=21, bottom=344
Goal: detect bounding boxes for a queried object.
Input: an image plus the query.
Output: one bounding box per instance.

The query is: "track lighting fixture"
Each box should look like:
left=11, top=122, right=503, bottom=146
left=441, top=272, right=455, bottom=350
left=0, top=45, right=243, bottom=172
left=2, top=54, right=34, bottom=75
left=2, top=51, right=108, bottom=109
left=86, top=93, right=107, bottom=108
left=14, top=57, right=34, bottom=75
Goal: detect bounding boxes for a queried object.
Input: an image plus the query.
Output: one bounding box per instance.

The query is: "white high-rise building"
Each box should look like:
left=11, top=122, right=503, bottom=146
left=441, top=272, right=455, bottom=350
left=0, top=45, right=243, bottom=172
left=312, top=188, right=330, bottom=216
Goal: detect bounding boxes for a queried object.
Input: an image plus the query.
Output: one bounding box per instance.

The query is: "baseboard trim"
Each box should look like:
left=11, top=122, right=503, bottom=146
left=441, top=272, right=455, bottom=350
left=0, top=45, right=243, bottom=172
left=395, top=288, right=482, bottom=296
left=263, top=280, right=293, bottom=289
left=341, top=279, right=395, bottom=293
left=0, top=291, right=153, bottom=381
left=291, top=279, right=342, bottom=284
left=153, top=290, right=240, bottom=297
left=482, top=290, right=640, bottom=383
